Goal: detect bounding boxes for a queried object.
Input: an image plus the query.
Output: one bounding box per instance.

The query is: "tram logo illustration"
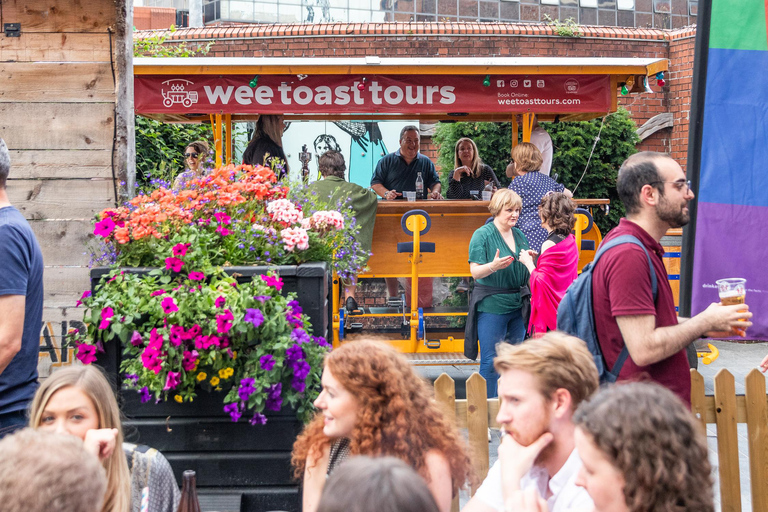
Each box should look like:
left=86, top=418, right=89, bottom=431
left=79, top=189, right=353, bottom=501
left=161, top=79, right=199, bottom=108
left=564, top=78, right=580, bottom=94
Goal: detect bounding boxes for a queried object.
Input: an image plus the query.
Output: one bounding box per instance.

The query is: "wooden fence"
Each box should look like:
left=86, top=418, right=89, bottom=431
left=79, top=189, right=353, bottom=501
left=434, top=369, right=768, bottom=512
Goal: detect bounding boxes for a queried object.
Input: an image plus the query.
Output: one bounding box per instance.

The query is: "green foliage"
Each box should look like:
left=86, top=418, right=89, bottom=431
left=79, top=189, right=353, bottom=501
left=133, top=25, right=214, bottom=58
left=432, top=108, right=640, bottom=235
left=543, top=15, right=583, bottom=37
left=134, top=116, right=214, bottom=191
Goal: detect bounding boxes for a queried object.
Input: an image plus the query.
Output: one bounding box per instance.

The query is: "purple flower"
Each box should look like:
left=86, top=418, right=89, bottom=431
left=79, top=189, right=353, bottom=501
left=244, top=308, right=264, bottom=328
left=139, top=387, right=151, bottom=403
left=188, top=271, right=205, bottom=281
left=164, top=371, right=181, bottom=390
left=254, top=295, right=271, bottom=303
left=286, top=344, right=304, bottom=362
left=287, top=300, right=302, bottom=315
left=313, top=336, right=330, bottom=348
left=165, top=257, right=184, bottom=272
left=130, top=331, right=143, bottom=347
left=215, top=296, right=226, bottom=308
left=291, top=376, right=306, bottom=393
left=290, top=328, right=310, bottom=344
left=216, top=309, right=234, bottom=333
left=161, top=297, right=178, bottom=314
left=249, top=412, right=267, bottom=426
left=76, top=344, right=97, bottom=365
left=238, top=377, right=257, bottom=401
left=150, top=289, right=166, bottom=297
left=266, top=393, right=283, bottom=412
left=224, top=403, right=242, bottom=422
left=292, top=359, right=311, bottom=380
left=259, top=354, right=276, bottom=371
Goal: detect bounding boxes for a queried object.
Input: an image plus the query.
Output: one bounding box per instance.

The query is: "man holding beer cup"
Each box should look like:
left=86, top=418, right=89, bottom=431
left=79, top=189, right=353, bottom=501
left=589, top=152, right=752, bottom=403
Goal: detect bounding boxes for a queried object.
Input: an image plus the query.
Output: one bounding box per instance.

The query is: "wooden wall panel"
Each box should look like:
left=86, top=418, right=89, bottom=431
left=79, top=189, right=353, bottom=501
left=1, top=0, right=113, bottom=33
left=43, top=266, right=91, bottom=308
left=0, top=33, right=112, bottom=62
left=0, top=103, right=114, bottom=150
left=29, top=219, right=94, bottom=266
left=7, top=178, right=115, bottom=220
left=0, top=63, right=114, bottom=102
left=9, top=149, right=112, bottom=179
left=38, top=307, right=85, bottom=378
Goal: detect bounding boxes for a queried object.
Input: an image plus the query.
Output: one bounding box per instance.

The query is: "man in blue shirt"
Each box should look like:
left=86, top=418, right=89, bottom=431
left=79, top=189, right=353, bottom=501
left=371, top=125, right=442, bottom=201
left=370, top=126, right=441, bottom=305
left=0, top=137, right=44, bottom=438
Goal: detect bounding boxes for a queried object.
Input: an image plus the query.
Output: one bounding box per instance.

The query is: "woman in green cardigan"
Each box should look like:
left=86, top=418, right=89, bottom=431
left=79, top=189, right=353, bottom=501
left=466, top=189, right=530, bottom=398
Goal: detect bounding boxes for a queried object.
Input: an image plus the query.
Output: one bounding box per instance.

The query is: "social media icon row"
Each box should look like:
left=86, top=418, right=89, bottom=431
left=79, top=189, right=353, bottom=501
left=496, top=79, right=545, bottom=88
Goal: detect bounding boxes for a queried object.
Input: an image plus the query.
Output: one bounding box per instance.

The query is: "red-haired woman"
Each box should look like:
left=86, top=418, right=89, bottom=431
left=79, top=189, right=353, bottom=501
left=291, top=340, right=473, bottom=512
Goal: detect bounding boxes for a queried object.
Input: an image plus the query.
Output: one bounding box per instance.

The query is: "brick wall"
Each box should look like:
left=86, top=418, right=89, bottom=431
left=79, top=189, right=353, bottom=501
left=668, top=29, right=696, bottom=171
left=134, top=6, right=176, bottom=30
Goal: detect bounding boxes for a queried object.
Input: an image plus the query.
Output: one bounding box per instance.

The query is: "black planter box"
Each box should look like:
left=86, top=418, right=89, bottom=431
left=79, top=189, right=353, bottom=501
left=90, top=263, right=330, bottom=512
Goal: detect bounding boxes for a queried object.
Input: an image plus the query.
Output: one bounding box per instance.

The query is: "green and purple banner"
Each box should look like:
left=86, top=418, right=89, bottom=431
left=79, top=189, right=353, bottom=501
left=683, top=0, right=768, bottom=337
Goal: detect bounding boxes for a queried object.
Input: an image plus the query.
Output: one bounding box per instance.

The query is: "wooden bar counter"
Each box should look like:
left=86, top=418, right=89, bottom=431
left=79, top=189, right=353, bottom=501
left=361, top=198, right=609, bottom=279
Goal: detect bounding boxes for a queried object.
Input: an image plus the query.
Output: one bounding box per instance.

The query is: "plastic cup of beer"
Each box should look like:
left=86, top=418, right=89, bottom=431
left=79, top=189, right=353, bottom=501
left=482, top=190, right=493, bottom=201
left=716, top=278, right=747, bottom=336
left=405, top=191, right=416, bottom=202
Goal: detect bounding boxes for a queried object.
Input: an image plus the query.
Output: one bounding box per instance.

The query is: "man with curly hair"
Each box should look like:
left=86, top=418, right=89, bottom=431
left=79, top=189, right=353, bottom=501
left=572, top=381, right=713, bottom=512
left=463, top=332, right=599, bottom=512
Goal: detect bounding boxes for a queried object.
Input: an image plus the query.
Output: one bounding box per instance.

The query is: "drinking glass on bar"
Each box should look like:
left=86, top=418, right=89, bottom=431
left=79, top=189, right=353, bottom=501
left=716, top=278, right=747, bottom=336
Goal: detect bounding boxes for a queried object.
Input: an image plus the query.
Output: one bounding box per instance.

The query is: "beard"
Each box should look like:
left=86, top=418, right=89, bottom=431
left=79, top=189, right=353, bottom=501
left=656, top=194, right=690, bottom=228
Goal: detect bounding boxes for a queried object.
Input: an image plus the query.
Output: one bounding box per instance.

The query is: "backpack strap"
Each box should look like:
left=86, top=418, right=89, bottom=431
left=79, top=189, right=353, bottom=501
left=593, top=235, right=658, bottom=379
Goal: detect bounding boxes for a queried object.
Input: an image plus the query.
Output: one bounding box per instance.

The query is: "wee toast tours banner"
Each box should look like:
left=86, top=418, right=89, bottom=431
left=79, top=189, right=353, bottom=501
left=134, top=74, right=611, bottom=115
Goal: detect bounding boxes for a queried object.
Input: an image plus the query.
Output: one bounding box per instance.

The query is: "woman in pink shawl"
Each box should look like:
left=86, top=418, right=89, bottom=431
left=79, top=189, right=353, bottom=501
left=518, top=192, right=579, bottom=336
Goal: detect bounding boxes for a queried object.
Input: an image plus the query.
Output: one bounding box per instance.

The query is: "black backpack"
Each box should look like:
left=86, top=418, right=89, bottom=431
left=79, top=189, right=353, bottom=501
left=556, top=235, right=658, bottom=383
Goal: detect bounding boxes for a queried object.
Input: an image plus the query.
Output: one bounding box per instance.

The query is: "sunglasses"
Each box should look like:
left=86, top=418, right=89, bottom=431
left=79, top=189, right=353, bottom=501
left=184, top=152, right=200, bottom=159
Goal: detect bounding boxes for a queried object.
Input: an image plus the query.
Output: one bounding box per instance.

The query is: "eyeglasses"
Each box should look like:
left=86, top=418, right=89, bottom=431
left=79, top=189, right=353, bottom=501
left=184, top=152, right=200, bottom=159
left=649, top=179, right=692, bottom=193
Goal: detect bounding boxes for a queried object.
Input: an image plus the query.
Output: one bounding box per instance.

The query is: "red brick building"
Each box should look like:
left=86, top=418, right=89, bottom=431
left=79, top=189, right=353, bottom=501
left=137, top=22, right=697, bottom=169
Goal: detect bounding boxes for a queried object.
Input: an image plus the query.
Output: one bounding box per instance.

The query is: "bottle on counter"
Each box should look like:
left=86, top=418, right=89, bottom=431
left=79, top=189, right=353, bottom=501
left=177, top=470, right=202, bottom=512
left=415, top=172, right=424, bottom=200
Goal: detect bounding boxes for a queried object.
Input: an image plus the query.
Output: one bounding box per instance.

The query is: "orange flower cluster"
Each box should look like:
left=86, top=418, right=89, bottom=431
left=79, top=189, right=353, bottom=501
left=95, top=164, right=287, bottom=245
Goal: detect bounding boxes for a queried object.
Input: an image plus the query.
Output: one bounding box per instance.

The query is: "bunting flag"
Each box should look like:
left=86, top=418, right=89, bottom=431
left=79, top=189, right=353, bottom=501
left=684, top=0, right=768, bottom=337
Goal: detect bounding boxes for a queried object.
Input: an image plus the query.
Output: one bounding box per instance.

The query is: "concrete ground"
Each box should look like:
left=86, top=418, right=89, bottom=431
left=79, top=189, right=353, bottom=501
left=416, top=339, right=768, bottom=511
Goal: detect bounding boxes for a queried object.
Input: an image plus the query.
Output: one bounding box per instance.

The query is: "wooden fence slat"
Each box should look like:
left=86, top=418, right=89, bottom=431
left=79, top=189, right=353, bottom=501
left=1, top=0, right=114, bottom=33
left=744, top=369, right=768, bottom=512
left=433, top=374, right=459, bottom=512
left=714, top=370, right=742, bottom=512
left=690, top=369, right=707, bottom=435
left=0, top=63, right=114, bottom=102
left=0, top=33, right=112, bottom=62
left=7, top=179, right=115, bottom=221
left=9, top=149, right=113, bottom=180
left=465, top=373, right=489, bottom=496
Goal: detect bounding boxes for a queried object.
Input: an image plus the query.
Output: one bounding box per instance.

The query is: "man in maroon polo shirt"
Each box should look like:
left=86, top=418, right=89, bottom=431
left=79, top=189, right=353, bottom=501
left=592, top=152, right=752, bottom=403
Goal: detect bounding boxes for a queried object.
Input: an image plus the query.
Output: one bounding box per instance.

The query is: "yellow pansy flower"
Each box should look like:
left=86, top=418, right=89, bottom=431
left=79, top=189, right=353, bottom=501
left=210, top=376, right=220, bottom=386
left=196, top=372, right=207, bottom=381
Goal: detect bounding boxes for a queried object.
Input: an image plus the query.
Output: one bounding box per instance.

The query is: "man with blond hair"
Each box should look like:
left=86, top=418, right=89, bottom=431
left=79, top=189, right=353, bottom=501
left=463, top=332, right=599, bottom=512
left=0, top=428, right=107, bottom=512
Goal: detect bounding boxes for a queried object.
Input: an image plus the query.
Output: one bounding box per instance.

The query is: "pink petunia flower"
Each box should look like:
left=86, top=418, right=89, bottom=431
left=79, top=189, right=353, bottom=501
left=188, top=271, right=205, bottom=281
left=98, top=307, right=114, bottom=330
left=182, top=350, right=198, bottom=371
left=163, top=371, right=181, bottom=390
left=75, top=290, right=91, bottom=307
left=161, top=297, right=178, bottom=314
left=215, top=296, right=226, bottom=308
left=214, top=212, right=232, bottom=225
left=216, top=310, right=234, bottom=333
left=76, top=344, right=98, bottom=365
left=172, top=243, right=191, bottom=257
left=260, top=275, right=283, bottom=291
left=93, top=217, right=115, bottom=237
left=150, top=289, right=166, bottom=297
left=130, top=331, right=143, bottom=347
left=165, top=257, right=184, bottom=272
